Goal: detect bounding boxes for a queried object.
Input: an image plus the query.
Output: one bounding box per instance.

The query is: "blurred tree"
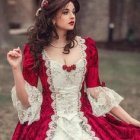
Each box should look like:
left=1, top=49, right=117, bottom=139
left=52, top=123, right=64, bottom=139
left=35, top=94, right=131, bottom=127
left=0, top=0, right=10, bottom=48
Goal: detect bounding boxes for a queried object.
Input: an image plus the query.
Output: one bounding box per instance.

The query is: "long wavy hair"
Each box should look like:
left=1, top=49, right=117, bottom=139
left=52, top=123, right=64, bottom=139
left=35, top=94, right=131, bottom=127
left=27, top=0, right=80, bottom=70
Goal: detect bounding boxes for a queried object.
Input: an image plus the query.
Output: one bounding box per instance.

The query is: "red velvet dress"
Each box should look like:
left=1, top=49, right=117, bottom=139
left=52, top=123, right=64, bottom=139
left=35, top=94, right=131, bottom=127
left=11, top=36, right=140, bottom=140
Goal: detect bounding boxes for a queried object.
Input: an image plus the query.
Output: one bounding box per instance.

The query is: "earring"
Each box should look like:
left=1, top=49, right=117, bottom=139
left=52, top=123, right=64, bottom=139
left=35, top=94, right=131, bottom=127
left=52, top=20, right=56, bottom=26
left=53, top=22, right=56, bottom=26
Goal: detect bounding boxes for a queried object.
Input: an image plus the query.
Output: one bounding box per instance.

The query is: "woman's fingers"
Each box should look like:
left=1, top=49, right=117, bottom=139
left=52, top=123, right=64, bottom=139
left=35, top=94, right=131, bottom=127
left=13, top=47, right=21, bottom=54
left=7, top=50, right=21, bottom=58
left=7, top=47, right=22, bottom=63
left=13, top=47, right=20, bottom=51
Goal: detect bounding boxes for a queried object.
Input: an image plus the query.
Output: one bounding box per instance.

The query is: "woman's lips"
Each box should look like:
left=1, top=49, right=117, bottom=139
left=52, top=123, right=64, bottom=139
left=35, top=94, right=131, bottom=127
left=69, top=21, right=75, bottom=25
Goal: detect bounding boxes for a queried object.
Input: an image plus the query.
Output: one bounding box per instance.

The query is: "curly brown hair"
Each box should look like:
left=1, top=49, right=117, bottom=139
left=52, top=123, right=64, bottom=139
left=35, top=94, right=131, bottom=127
left=27, top=0, right=80, bottom=70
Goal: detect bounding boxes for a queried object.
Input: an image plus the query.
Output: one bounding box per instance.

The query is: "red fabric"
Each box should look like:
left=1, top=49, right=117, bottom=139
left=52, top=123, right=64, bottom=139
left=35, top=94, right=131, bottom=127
left=12, top=39, right=140, bottom=140
left=22, top=44, right=39, bottom=86
left=85, top=37, right=102, bottom=88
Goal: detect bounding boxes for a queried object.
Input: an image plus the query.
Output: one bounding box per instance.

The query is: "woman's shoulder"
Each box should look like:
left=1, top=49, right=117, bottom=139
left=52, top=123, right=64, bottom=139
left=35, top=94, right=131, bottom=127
left=84, top=36, right=96, bottom=45
left=22, top=43, right=36, bottom=60
left=80, top=36, right=99, bottom=66
left=79, top=36, right=98, bottom=55
left=22, top=43, right=32, bottom=55
left=21, top=43, right=35, bottom=67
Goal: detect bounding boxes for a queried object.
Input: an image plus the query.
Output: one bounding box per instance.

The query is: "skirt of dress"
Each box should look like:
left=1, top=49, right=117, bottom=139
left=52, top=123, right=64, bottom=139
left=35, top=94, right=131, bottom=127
left=52, top=115, right=96, bottom=140
left=12, top=111, right=140, bottom=140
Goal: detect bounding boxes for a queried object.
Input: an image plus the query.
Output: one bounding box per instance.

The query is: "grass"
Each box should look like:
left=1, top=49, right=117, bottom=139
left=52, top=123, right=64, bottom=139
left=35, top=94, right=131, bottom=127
left=99, top=48, right=140, bottom=95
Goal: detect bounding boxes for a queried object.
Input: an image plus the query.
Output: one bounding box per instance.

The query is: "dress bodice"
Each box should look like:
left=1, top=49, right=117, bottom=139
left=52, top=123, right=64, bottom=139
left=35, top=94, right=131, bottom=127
left=48, top=59, right=85, bottom=119
left=49, top=59, right=84, bottom=90
left=42, top=36, right=87, bottom=119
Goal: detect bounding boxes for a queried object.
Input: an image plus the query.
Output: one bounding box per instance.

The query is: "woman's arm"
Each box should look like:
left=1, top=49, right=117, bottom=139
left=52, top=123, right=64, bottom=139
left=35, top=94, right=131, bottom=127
left=110, top=105, right=140, bottom=127
left=12, top=66, right=29, bottom=108
left=7, top=47, right=29, bottom=107
left=7, top=45, right=42, bottom=125
left=87, top=87, right=140, bottom=127
left=85, top=37, right=140, bottom=128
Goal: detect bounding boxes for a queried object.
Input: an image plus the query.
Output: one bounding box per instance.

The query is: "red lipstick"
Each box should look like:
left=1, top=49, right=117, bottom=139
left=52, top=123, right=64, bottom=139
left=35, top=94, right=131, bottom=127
left=69, top=21, right=75, bottom=26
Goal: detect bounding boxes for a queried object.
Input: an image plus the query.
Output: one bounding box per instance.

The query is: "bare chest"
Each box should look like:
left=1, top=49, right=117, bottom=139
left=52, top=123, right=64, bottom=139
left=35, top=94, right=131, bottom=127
left=44, top=45, right=82, bottom=66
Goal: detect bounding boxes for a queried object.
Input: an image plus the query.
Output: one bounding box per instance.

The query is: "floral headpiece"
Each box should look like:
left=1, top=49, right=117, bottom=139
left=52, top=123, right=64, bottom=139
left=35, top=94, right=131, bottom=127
left=36, top=0, right=49, bottom=16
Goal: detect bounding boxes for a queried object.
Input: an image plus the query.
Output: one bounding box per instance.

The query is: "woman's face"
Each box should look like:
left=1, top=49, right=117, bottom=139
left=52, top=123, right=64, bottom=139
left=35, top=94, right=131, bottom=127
left=53, top=2, right=76, bottom=31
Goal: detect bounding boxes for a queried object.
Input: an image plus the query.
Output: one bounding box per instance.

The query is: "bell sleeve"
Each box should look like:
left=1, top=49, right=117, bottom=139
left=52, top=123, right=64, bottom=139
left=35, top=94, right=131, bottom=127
left=85, top=37, right=124, bottom=117
left=11, top=44, right=43, bottom=125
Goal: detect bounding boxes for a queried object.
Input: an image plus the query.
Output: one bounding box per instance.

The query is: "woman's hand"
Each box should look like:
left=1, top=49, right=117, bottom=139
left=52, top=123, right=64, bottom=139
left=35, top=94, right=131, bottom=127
left=7, top=47, right=22, bottom=69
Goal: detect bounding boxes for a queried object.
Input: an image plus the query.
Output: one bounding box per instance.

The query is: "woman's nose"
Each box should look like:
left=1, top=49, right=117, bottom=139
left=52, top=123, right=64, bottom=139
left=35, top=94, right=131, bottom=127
left=70, top=12, right=75, bottom=19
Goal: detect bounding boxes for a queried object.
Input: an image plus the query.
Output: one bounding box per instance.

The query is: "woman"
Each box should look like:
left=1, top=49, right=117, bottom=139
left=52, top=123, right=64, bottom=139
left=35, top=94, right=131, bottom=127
left=7, top=0, right=140, bottom=139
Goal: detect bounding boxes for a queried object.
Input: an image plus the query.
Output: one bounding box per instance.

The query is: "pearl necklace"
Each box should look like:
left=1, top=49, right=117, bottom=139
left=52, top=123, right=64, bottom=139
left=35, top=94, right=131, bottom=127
left=50, top=43, right=66, bottom=49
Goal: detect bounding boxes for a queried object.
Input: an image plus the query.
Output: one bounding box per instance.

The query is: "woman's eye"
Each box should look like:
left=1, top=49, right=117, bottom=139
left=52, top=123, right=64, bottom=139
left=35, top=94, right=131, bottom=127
left=63, top=11, right=69, bottom=15
left=73, top=11, right=76, bottom=15
left=62, top=10, right=76, bottom=15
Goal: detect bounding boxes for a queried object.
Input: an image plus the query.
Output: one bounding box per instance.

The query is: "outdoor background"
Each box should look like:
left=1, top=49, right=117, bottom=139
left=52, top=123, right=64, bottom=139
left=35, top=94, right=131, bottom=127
left=0, top=0, right=140, bottom=140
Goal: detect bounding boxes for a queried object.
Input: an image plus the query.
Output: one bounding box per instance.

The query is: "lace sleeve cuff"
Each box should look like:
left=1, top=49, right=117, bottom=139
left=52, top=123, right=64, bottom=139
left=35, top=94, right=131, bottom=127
left=11, top=81, right=43, bottom=125
left=87, top=86, right=124, bottom=117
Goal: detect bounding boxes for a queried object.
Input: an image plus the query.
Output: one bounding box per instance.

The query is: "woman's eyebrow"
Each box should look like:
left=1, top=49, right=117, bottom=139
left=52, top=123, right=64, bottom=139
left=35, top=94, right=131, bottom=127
left=63, top=7, right=75, bottom=10
left=63, top=8, right=75, bottom=11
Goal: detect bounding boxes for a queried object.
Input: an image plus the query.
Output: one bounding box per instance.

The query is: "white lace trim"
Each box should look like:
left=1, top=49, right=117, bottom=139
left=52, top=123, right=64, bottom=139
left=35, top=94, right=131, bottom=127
left=87, top=86, right=124, bottom=117
left=42, top=36, right=100, bottom=140
left=76, top=37, right=99, bottom=140
left=11, top=80, right=43, bottom=125
left=42, top=50, right=59, bottom=140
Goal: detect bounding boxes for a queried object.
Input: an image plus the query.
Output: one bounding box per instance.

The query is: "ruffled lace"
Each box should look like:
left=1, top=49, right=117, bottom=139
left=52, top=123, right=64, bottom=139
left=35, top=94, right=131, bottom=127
left=11, top=80, right=43, bottom=125
left=87, top=86, right=124, bottom=117
left=53, top=116, right=98, bottom=140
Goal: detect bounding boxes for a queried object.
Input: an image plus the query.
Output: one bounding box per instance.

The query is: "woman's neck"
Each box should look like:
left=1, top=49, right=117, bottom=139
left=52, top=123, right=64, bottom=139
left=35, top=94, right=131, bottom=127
left=51, top=29, right=68, bottom=47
